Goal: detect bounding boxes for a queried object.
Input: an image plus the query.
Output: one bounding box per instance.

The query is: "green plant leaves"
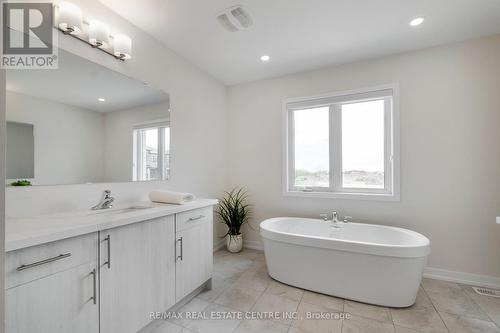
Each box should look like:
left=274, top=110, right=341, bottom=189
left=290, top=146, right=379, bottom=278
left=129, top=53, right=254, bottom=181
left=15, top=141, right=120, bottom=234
left=11, top=179, right=32, bottom=186
left=216, top=187, right=252, bottom=237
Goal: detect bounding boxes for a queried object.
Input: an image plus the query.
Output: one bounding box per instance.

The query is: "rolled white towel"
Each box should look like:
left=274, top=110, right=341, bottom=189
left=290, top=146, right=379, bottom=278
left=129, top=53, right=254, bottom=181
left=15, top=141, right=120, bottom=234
left=149, top=190, right=195, bottom=205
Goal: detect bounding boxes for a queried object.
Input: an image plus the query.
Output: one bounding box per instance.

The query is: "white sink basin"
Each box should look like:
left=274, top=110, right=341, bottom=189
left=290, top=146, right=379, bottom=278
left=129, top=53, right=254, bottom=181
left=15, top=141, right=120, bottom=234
left=89, top=205, right=153, bottom=215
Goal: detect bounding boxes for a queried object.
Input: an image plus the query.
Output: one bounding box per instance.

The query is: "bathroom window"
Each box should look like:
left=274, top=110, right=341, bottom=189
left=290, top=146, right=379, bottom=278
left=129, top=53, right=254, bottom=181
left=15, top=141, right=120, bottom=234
left=284, top=85, right=400, bottom=200
left=133, top=122, right=170, bottom=181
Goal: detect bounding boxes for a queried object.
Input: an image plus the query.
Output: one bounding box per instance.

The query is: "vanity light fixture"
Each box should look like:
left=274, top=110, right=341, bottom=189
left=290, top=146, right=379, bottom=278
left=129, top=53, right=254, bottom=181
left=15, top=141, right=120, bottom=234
left=98, top=97, right=106, bottom=102
left=410, top=17, right=424, bottom=27
left=89, top=20, right=110, bottom=48
left=113, top=34, right=132, bottom=60
left=260, top=55, right=270, bottom=62
left=58, top=2, right=83, bottom=35
left=55, top=2, right=132, bottom=61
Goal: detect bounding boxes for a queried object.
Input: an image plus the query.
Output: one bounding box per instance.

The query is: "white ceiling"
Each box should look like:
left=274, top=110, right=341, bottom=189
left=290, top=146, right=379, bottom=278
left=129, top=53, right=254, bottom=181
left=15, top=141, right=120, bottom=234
left=99, top=0, right=500, bottom=85
left=7, top=49, right=169, bottom=112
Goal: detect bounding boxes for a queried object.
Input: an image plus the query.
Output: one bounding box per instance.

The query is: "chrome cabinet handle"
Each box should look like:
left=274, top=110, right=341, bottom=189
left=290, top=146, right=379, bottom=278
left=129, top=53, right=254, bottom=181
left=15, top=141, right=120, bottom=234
left=16, top=253, right=71, bottom=271
left=176, top=237, right=183, bottom=261
left=188, top=215, right=205, bottom=221
left=103, top=235, right=111, bottom=269
left=90, top=269, right=97, bottom=304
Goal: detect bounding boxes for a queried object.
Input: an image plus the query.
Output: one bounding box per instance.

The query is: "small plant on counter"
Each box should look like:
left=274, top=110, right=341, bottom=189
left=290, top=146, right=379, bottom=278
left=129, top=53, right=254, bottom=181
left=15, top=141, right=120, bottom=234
left=10, top=180, right=32, bottom=186
left=217, top=187, right=252, bottom=253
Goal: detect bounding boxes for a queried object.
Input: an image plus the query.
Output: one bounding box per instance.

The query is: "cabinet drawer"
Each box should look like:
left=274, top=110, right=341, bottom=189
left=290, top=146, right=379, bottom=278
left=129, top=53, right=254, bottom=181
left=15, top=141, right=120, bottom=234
left=175, top=207, right=213, bottom=232
left=6, top=233, right=98, bottom=289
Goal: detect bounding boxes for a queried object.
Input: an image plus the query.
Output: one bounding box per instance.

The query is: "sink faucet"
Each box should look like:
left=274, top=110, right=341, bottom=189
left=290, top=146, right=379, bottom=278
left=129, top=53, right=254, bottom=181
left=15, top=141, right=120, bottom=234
left=332, top=211, right=339, bottom=223
left=91, top=190, right=115, bottom=210
left=320, top=211, right=340, bottom=223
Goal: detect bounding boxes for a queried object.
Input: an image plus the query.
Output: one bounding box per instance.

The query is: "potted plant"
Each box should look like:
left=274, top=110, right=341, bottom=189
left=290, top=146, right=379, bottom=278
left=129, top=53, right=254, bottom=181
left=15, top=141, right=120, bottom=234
left=10, top=180, right=32, bottom=186
left=217, top=188, right=251, bottom=253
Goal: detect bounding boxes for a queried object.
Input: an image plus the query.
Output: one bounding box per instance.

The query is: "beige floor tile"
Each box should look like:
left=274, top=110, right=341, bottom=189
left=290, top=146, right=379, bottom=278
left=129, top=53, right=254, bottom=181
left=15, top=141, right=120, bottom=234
left=301, top=290, right=344, bottom=311
left=169, top=297, right=211, bottom=326
left=390, top=306, right=448, bottom=333
left=414, top=288, right=434, bottom=308
left=140, top=320, right=195, bottom=333
left=215, top=251, right=254, bottom=267
left=251, top=257, right=267, bottom=270
left=196, top=276, right=235, bottom=302
left=233, top=319, right=289, bottom=333
left=422, top=278, right=461, bottom=293
left=461, top=285, right=500, bottom=306
left=265, top=280, right=304, bottom=302
left=288, top=327, right=311, bottom=333
left=214, top=284, right=263, bottom=311
left=233, top=268, right=272, bottom=292
left=291, top=301, right=343, bottom=333
left=462, top=285, right=500, bottom=327
left=214, top=259, right=253, bottom=280
left=251, top=293, right=301, bottom=325
left=235, top=249, right=265, bottom=261
left=393, top=326, right=423, bottom=333
left=344, top=300, right=392, bottom=323
left=423, top=280, right=489, bottom=320
left=184, top=303, right=242, bottom=333
left=149, top=321, right=187, bottom=333
left=440, top=312, right=500, bottom=333
left=342, top=314, right=395, bottom=333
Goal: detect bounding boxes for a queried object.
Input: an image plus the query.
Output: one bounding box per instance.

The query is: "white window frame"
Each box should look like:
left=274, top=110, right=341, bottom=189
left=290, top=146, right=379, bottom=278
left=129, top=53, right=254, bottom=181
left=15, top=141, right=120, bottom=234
left=132, top=119, right=171, bottom=182
left=282, top=84, right=400, bottom=201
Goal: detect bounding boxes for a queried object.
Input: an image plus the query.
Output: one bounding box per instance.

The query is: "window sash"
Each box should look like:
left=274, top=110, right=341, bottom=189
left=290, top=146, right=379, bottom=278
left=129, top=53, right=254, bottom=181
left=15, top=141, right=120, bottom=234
left=133, top=124, right=170, bottom=181
left=287, top=93, right=394, bottom=196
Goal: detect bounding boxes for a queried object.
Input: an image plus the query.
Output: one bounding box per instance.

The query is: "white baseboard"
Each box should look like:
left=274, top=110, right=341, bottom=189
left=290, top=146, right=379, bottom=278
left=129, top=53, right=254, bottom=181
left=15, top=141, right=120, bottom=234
left=243, top=240, right=264, bottom=251
left=240, top=240, right=500, bottom=289
left=424, top=267, right=500, bottom=289
left=213, top=239, right=225, bottom=252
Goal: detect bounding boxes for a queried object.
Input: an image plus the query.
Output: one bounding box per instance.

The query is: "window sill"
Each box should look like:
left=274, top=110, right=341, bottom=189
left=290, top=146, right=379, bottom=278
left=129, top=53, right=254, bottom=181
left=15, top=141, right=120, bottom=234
left=284, top=190, right=400, bottom=202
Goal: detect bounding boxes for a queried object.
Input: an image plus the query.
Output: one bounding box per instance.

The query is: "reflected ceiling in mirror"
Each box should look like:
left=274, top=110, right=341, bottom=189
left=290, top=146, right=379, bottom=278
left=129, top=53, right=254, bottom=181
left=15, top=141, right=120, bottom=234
left=6, top=48, right=170, bottom=186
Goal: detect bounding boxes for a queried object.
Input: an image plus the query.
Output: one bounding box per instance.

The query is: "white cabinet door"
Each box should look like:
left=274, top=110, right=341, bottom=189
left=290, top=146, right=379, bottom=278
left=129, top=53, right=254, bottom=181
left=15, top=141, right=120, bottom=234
left=6, top=261, right=99, bottom=333
left=100, top=216, right=176, bottom=333
left=175, top=214, right=213, bottom=302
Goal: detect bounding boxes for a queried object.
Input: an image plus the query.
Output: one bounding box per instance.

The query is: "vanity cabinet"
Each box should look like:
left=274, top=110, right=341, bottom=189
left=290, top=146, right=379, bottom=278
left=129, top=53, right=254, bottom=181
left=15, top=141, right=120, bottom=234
left=175, top=207, right=213, bottom=301
left=5, top=234, right=99, bottom=333
left=5, top=204, right=215, bottom=333
left=99, top=215, right=176, bottom=333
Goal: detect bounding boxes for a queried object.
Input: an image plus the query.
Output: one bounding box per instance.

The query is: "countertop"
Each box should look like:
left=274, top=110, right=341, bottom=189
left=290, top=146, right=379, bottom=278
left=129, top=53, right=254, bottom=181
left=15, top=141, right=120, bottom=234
left=6, top=199, right=218, bottom=252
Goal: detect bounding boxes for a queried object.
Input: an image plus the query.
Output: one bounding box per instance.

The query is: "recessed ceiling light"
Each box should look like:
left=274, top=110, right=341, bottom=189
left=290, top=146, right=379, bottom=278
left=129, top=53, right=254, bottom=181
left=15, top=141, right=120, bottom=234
left=260, top=55, right=270, bottom=62
left=98, top=97, right=105, bottom=102
left=410, top=17, right=424, bottom=27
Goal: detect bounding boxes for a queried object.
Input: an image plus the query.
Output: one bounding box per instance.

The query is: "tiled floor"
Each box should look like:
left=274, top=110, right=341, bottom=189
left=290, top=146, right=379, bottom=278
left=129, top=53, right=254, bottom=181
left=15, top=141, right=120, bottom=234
left=143, top=249, right=500, bottom=333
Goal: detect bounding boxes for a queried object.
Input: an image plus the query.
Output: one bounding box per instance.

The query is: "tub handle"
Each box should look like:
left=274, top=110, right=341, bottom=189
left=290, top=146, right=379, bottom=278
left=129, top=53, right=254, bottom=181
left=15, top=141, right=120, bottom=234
left=343, top=216, right=353, bottom=223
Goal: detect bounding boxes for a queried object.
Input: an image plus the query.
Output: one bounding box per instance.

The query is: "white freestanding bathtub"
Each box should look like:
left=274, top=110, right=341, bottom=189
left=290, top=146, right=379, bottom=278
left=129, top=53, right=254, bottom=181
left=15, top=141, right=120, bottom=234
left=260, top=217, right=430, bottom=307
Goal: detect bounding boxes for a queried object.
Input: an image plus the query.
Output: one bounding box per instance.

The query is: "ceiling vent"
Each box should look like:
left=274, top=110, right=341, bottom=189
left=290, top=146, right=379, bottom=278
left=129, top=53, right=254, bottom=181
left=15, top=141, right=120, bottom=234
left=217, top=5, right=253, bottom=32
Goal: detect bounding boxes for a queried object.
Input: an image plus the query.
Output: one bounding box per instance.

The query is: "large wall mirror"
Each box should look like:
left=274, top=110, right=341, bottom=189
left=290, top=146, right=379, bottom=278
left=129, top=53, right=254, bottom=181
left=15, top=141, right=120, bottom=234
left=6, top=49, right=170, bottom=186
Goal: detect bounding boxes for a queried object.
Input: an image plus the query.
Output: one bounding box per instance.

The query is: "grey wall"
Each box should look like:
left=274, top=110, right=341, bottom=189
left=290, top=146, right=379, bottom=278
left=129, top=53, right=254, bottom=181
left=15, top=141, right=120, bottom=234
left=5, top=0, right=228, bottom=246
left=6, top=91, right=105, bottom=185
left=228, top=35, right=500, bottom=279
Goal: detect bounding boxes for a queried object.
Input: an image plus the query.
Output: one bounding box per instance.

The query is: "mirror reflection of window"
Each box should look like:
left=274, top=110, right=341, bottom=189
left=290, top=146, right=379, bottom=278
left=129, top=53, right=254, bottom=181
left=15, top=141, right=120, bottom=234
left=133, top=122, right=170, bottom=181
left=6, top=48, right=170, bottom=186
left=6, top=121, right=34, bottom=181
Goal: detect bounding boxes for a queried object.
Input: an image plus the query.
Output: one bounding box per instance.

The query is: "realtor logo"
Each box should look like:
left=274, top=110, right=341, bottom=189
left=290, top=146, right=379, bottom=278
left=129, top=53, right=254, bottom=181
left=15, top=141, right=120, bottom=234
left=2, top=2, right=58, bottom=69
